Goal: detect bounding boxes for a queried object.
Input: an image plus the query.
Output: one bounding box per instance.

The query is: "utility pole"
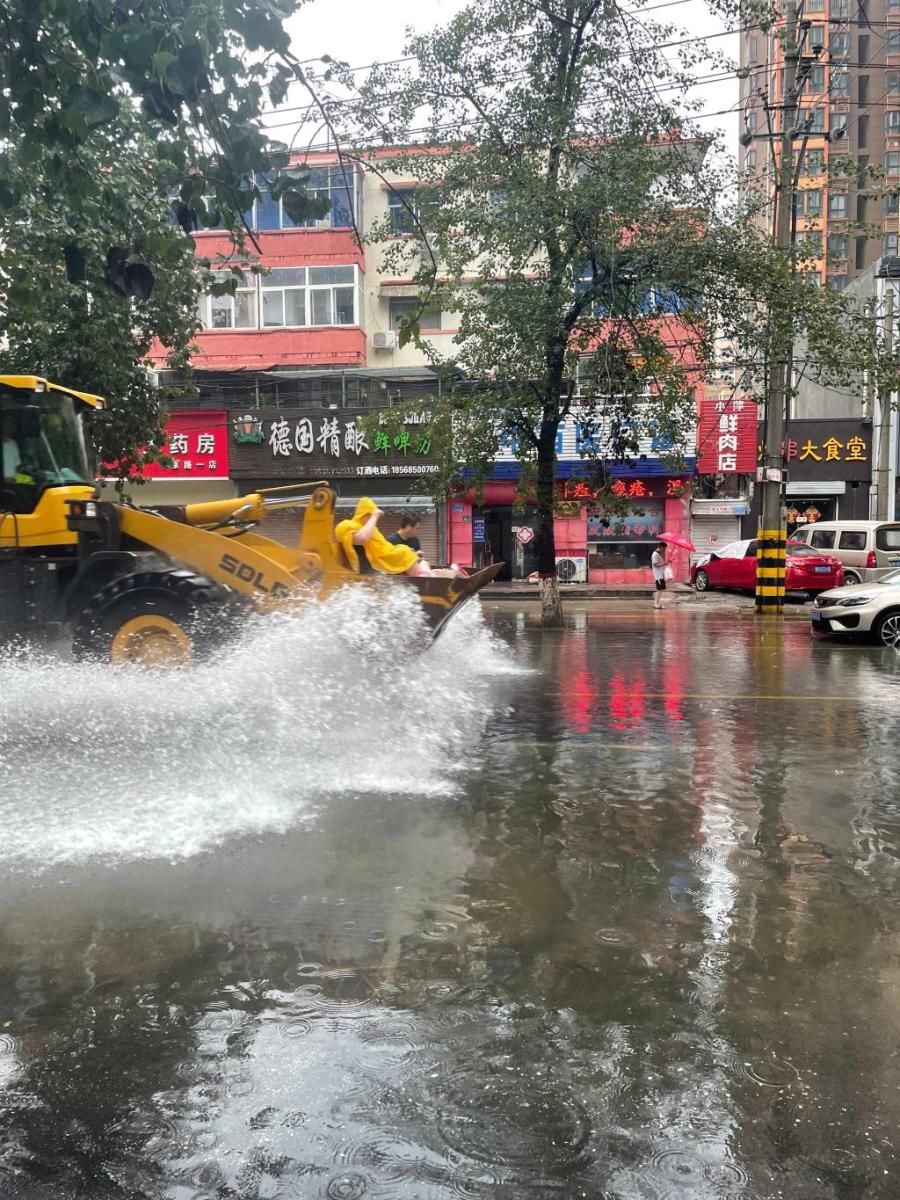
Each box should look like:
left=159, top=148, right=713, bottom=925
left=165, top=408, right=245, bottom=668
left=875, top=287, right=894, bottom=520
left=756, top=0, right=801, bottom=615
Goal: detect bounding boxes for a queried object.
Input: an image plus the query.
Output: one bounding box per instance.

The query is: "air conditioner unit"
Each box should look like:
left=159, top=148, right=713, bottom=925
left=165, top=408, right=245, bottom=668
left=372, top=330, right=397, bottom=350
left=555, top=555, right=587, bottom=583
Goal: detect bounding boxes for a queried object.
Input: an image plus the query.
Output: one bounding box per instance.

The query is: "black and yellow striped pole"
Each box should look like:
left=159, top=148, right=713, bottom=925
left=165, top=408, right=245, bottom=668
left=756, top=0, right=799, bottom=616
left=756, top=526, right=787, bottom=614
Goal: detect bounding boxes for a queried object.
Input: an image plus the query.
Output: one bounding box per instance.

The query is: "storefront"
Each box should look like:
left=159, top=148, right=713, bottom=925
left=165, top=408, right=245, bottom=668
left=227, top=407, right=444, bottom=558
left=690, top=497, right=750, bottom=557
left=746, top=418, right=872, bottom=536
left=454, top=476, right=693, bottom=583
left=100, top=410, right=234, bottom=506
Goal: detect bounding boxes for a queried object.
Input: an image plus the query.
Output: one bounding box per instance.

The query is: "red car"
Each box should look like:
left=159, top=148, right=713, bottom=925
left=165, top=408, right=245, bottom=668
left=691, top=538, right=843, bottom=597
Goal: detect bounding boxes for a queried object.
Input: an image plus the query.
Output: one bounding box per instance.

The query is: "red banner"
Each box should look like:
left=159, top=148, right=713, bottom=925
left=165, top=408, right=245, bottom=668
left=697, top=396, right=757, bottom=475
left=137, top=410, right=229, bottom=479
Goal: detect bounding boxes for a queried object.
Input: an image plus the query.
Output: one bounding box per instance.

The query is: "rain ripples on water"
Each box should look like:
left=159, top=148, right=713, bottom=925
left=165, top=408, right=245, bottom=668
left=1, top=603, right=900, bottom=1196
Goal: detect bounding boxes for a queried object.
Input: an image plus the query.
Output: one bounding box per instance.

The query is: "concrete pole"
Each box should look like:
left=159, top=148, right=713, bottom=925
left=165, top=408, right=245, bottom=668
left=757, top=1, right=800, bottom=616
left=875, top=288, right=894, bottom=520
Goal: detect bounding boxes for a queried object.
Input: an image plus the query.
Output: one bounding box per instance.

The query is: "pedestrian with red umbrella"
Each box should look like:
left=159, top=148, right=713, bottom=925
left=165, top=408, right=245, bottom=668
left=652, top=531, right=696, bottom=610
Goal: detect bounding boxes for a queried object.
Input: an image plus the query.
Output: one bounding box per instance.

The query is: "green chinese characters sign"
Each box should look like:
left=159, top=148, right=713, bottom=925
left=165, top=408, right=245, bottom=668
left=227, top=408, right=441, bottom=480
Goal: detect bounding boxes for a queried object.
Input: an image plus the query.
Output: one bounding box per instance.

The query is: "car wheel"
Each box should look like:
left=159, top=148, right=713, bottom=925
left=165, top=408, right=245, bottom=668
left=842, top=571, right=861, bottom=586
left=872, top=608, right=900, bottom=648
left=694, top=569, right=710, bottom=592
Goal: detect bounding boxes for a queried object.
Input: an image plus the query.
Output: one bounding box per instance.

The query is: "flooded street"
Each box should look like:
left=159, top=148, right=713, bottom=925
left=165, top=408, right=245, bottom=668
left=2, top=599, right=900, bottom=1199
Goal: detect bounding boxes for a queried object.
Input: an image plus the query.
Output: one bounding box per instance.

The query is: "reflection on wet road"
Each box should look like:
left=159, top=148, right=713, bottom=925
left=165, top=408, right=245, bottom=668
left=2, top=602, right=900, bottom=1199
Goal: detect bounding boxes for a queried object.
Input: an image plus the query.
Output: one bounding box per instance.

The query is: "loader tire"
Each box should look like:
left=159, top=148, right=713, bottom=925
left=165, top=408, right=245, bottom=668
left=72, top=570, right=230, bottom=667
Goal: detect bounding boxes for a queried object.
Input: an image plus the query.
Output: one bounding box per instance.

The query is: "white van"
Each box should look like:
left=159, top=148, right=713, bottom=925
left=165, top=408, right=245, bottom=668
left=788, top=520, right=900, bottom=584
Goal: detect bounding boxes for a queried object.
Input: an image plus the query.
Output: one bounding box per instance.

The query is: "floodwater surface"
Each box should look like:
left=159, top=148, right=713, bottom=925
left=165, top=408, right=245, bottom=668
left=1, top=595, right=900, bottom=1199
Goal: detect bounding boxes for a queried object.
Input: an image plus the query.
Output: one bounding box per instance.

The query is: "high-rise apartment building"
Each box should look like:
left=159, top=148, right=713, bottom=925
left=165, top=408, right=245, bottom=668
left=740, top=0, right=897, bottom=290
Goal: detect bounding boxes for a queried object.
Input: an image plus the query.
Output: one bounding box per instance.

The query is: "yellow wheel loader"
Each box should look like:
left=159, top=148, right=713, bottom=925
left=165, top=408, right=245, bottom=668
left=0, top=376, right=501, bottom=666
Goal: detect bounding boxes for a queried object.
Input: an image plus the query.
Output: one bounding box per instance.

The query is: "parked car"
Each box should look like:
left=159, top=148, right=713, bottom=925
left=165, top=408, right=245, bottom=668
left=691, top=539, right=843, bottom=597
left=788, top=520, right=900, bottom=585
left=811, top=570, right=900, bottom=645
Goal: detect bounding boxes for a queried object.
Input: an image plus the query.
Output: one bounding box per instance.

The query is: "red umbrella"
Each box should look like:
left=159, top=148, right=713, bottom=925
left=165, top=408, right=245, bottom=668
left=658, top=531, right=696, bottom=553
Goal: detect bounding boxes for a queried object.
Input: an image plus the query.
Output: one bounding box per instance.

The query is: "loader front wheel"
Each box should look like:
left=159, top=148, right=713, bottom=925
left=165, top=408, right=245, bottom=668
left=73, top=570, right=227, bottom=667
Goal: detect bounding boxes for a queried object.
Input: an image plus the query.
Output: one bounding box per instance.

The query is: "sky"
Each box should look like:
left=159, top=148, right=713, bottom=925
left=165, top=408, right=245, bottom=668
left=269, top=0, right=740, bottom=166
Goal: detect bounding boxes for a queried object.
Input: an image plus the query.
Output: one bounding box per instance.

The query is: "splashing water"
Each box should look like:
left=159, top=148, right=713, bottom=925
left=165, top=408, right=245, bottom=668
left=0, top=590, right=519, bottom=872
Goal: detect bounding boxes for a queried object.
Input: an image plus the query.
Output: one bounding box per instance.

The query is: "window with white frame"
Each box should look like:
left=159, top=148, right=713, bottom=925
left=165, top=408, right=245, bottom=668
left=887, top=111, right=900, bottom=134
left=200, top=266, right=359, bottom=330
left=199, top=272, right=257, bottom=329
left=389, top=297, right=444, bottom=330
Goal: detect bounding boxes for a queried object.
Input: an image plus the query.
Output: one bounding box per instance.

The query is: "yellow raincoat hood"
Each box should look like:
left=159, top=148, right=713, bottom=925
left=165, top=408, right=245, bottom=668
left=335, top=498, right=419, bottom=575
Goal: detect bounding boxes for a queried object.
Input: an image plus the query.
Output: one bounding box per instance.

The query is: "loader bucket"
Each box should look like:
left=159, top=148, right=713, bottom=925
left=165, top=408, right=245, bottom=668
left=403, top=562, right=505, bottom=640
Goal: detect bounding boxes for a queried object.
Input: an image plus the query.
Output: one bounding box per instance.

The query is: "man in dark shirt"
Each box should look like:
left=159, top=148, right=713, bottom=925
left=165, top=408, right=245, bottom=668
left=387, top=513, right=422, bottom=555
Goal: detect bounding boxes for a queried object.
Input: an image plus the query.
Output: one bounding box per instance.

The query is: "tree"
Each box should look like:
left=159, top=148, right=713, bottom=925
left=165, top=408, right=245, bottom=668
left=0, top=0, right=331, bottom=463
left=348, top=0, right=881, bottom=623
left=0, top=115, right=204, bottom=473
left=0, top=0, right=328, bottom=259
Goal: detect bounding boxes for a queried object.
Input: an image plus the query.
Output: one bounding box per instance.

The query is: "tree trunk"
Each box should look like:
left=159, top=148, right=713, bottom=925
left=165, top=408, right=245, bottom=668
left=536, top=418, right=563, bottom=626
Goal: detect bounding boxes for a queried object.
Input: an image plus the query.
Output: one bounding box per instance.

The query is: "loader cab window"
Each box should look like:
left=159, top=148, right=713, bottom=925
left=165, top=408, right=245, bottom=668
left=0, top=389, right=92, bottom=514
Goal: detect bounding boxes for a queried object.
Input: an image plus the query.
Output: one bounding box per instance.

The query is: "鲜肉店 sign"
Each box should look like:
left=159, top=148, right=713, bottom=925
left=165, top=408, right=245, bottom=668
left=228, top=408, right=441, bottom=480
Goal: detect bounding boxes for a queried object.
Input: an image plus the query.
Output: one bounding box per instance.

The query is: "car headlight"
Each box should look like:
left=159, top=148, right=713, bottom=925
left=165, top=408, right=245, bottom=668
left=835, top=594, right=875, bottom=607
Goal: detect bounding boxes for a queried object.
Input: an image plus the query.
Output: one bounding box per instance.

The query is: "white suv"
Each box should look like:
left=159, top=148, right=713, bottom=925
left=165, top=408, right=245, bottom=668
left=812, top=570, right=900, bottom=645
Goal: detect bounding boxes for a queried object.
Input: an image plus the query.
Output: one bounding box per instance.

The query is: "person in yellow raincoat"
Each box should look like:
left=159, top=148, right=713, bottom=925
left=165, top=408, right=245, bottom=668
left=336, top=498, right=459, bottom=577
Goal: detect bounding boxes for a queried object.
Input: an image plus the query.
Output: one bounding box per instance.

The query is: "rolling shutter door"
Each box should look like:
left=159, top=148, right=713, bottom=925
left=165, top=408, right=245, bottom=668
left=690, top=515, right=741, bottom=558
left=379, top=511, right=439, bottom=563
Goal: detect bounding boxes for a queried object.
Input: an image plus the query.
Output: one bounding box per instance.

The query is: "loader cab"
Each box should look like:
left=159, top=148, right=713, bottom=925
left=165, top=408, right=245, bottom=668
left=0, top=382, right=94, bottom=516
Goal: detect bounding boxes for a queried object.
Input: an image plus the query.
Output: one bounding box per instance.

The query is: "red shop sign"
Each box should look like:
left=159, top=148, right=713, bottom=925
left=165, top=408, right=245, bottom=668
left=697, top=396, right=757, bottom=475
left=137, top=410, right=229, bottom=479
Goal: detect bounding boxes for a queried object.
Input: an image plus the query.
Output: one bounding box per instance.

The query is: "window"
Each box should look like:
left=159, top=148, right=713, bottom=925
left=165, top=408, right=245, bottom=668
left=829, top=192, right=848, bottom=218
left=744, top=149, right=757, bottom=170
left=389, top=297, right=444, bottom=331
left=888, top=111, right=900, bottom=134
left=301, top=166, right=359, bottom=229
left=885, top=232, right=899, bottom=255
left=830, top=30, right=849, bottom=56
left=886, top=193, right=900, bottom=215
left=809, top=25, right=826, bottom=50
left=886, top=152, right=900, bottom=175
left=744, top=541, right=758, bottom=558
left=199, top=272, right=257, bottom=329
left=888, top=71, right=900, bottom=94
left=859, top=115, right=869, bottom=148
left=251, top=166, right=359, bottom=231
left=308, top=266, right=357, bottom=325
left=389, top=188, right=425, bottom=234
left=889, top=0, right=900, bottom=10
left=805, top=149, right=825, bottom=175
left=831, top=0, right=850, bottom=15
left=587, top=503, right=666, bottom=570
left=810, top=529, right=835, bottom=549
left=857, top=194, right=868, bottom=221
left=856, top=237, right=866, bottom=269
left=838, top=530, right=867, bottom=550
left=827, top=274, right=848, bottom=291
left=858, top=75, right=869, bottom=105
left=876, top=526, right=900, bottom=549
left=744, top=110, right=757, bottom=135
left=888, top=29, right=900, bottom=53
left=809, top=107, right=825, bottom=132
left=800, top=188, right=823, bottom=215
left=831, top=67, right=849, bottom=97
left=827, top=233, right=848, bottom=257
left=806, top=0, right=825, bottom=9
left=261, top=267, right=308, bottom=327
left=747, top=36, right=758, bottom=63
left=200, top=266, right=358, bottom=329
left=830, top=110, right=848, bottom=138
left=797, top=230, right=823, bottom=254
left=809, top=65, right=825, bottom=91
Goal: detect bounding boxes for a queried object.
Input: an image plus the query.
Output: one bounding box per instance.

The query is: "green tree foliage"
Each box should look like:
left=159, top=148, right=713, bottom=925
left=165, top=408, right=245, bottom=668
left=349, top=0, right=881, bottom=622
left=0, top=117, right=204, bottom=474
left=0, top=0, right=328, bottom=465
